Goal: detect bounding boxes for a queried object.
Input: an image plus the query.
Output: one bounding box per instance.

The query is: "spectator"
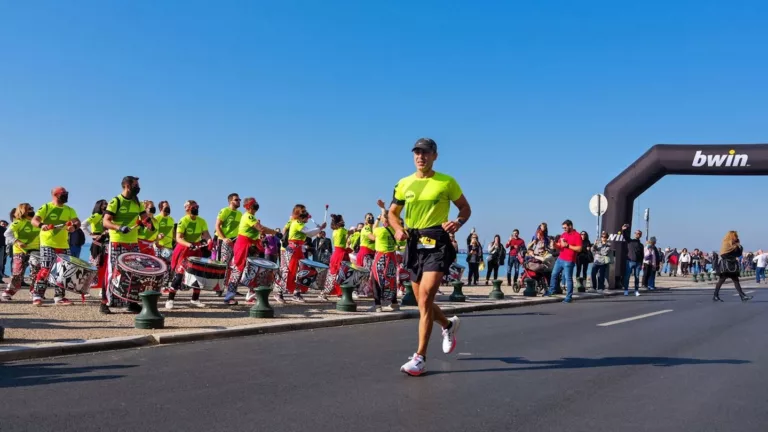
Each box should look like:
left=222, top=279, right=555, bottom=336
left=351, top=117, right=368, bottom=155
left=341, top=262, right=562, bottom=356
left=679, top=248, right=691, bottom=276
left=485, top=235, right=504, bottom=285
left=0, top=219, right=7, bottom=278
left=505, top=229, right=526, bottom=287
left=263, top=231, right=281, bottom=263
left=532, top=222, right=549, bottom=244
left=661, top=247, right=671, bottom=274
left=753, top=249, right=768, bottom=284
left=667, top=248, right=679, bottom=276
left=642, top=236, right=660, bottom=290
left=590, top=231, right=611, bottom=292
left=69, top=226, right=86, bottom=259
left=466, top=227, right=477, bottom=247
left=691, top=248, right=701, bottom=275
left=621, top=224, right=644, bottom=295
left=713, top=231, right=751, bottom=302
left=313, top=230, right=333, bottom=265
left=575, top=231, right=592, bottom=292
left=449, top=233, right=459, bottom=253
left=546, top=219, right=582, bottom=303
left=466, top=233, right=482, bottom=286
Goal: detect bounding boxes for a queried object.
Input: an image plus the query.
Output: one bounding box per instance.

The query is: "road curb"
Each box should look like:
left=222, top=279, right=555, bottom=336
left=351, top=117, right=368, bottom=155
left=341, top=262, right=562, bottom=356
left=0, top=335, right=156, bottom=362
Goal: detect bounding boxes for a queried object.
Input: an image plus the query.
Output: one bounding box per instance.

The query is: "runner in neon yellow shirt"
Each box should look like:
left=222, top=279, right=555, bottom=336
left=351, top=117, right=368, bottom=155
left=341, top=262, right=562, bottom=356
left=1, top=203, right=41, bottom=302
left=388, top=138, right=471, bottom=377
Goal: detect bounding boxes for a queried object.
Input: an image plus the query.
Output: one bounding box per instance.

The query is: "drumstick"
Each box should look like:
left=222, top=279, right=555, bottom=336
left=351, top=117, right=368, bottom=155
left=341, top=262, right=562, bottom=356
left=323, top=204, right=328, bottom=224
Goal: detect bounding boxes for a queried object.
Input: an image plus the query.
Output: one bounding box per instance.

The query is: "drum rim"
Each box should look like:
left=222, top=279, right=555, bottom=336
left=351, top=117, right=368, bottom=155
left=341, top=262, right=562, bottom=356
left=187, top=256, right=227, bottom=267
left=117, top=252, right=168, bottom=275
left=247, top=257, right=279, bottom=269
left=299, top=258, right=329, bottom=268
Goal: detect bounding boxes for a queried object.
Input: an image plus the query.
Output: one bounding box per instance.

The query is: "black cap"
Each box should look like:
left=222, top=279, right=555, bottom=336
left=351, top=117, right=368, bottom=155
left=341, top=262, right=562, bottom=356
left=412, top=138, right=437, bottom=153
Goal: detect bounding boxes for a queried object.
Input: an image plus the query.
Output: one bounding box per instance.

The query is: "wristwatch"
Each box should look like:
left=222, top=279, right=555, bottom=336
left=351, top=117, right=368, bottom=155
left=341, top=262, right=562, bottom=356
left=456, top=218, right=466, bottom=227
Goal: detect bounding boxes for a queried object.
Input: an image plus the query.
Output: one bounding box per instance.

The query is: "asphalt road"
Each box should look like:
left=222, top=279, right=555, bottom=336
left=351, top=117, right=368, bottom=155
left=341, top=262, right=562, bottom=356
left=2, top=283, right=767, bottom=432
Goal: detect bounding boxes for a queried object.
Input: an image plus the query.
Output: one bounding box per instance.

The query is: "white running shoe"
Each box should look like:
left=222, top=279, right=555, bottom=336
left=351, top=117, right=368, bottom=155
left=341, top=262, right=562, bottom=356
left=274, top=293, right=286, bottom=304
left=442, top=316, right=461, bottom=354
left=0, top=292, right=11, bottom=302
left=352, top=292, right=360, bottom=300
left=189, top=300, right=206, bottom=308
left=245, top=291, right=257, bottom=303
left=165, top=300, right=174, bottom=310
left=400, top=353, right=426, bottom=376
left=318, top=293, right=329, bottom=302
left=635, top=291, right=641, bottom=297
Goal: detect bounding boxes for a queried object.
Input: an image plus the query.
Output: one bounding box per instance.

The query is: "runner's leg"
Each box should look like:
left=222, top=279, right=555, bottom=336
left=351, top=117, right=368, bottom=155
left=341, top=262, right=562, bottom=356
left=414, top=271, right=449, bottom=357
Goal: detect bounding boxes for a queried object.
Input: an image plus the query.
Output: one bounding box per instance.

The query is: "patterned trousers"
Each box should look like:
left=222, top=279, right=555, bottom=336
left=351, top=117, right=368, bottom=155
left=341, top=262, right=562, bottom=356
left=107, top=242, right=140, bottom=307
left=33, top=247, right=68, bottom=298
left=154, top=244, right=174, bottom=286
left=5, top=252, right=41, bottom=297
left=218, top=238, right=235, bottom=286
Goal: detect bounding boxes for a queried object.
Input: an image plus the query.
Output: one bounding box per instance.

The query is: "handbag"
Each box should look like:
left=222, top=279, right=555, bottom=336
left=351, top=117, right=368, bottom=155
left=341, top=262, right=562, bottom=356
left=718, top=256, right=740, bottom=274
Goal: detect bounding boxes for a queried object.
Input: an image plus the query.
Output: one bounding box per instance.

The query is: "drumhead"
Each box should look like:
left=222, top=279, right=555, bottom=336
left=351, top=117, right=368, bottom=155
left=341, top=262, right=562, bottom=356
left=57, top=254, right=97, bottom=271
left=187, top=256, right=227, bottom=269
left=299, top=259, right=329, bottom=270
left=118, top=252, right=168, bottom=275
left=344, top=261, right=370, bottom=273
left=247, top=258, right=279, bottom=270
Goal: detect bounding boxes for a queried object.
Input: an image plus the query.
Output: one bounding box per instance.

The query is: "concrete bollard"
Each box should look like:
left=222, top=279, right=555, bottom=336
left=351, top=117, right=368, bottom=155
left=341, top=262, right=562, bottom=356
left=401, top=281, right=417, bottom=306
left=135, top=291, right=165, bottom=329
left=489, top=279, right=505, bottom=300
left=249, top=286, right=275, bottom=318
left=336, top=284, right=358, bottom=312
left=449, top=281, right=466, bottom=302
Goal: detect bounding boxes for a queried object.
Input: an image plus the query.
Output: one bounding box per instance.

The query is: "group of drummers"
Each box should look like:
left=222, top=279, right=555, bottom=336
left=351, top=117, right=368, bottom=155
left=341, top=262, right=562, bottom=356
left=1, top=175, right=421, bottom=314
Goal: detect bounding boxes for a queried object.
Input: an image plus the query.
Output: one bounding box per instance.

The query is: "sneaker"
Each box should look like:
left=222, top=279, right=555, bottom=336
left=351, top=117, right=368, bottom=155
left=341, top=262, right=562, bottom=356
left=99, top=303, right=112, bottom=314
left=352, top=292, right=360, bottom=300
left=32, top=296, right=43, bottom=306
left=368, top=305, right=383, bottom=313
left=587, top=288, right=597, bottom=293
left=54, top=297, right=73, bottom=306
left=624, top=290, right=629, bottom=296
left=292, top=293, right=306, bottom=303
left=400, top=353, right=426, bottom=376
left=273, top=293, right=286, bottom=304
left=245, top=291, right=257, bottom=303
left=0, top=292, right=11, bottom=302
left=190, top=300, right=206, bottom=308
left=318, top=293, right=329, bottom=302
left=442, top=316, right=461, bottom=354
left=635, top=291, right=641, bottom=297
left=563, top=297, right=572, bottom=303
left=386, top=303, right=401, bottom=312
left=165, top=300, right=174, bottom=310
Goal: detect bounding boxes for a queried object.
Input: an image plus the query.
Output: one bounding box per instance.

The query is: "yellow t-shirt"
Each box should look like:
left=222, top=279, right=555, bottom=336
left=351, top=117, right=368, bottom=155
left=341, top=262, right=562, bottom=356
left=138, top=216, right=159, bottom=242
left=177, top=215, right=208, bottom=243
left=288, top=220, right=307, bottom=241
left=85, top=213, right=104, bottom=234
left=35, top=202, right=78, bottom=249
left=156, top=215, right=175, bottom=248
left=332, top=228, right=347, bottom=248
left=360, top=225, right=375, bottom=250
left=349, top=232, right=361, bottom=248
left=239, top=213, right=261, bottom=241
left=393, top=172, right=463, bottom=229
left=397, top=239, right=407, bottom=252
left=217, top=207, right=242, bottom=239
left=11, top=219, right=40, bottom=254
left=373, top=226, right=397, bottom=253
left=106, top=195, right=143, bottom=244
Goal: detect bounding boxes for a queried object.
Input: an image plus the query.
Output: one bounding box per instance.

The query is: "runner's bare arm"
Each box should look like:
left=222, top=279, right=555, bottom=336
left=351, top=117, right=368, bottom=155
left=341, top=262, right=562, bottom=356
left=387, top=202, right=407, bottom=241
left=442, top=194, right=471, bottom=234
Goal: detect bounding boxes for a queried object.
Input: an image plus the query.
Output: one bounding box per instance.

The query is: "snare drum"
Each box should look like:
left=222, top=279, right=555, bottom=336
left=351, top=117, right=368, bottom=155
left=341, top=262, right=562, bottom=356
left=183, top=257, right=227, bottom=291
left=48, top=254, right=98, bottom=298
left=336, top=261, right=371, bottom=288
left=110, top=252, right=168, bottom=303
left=442, top=262, right=466, bottom=283
left=241, top=258, right=279, bottom=288
left=29, top=251, right=41, bottom=268
left=296, top=259, right=329, bottom=293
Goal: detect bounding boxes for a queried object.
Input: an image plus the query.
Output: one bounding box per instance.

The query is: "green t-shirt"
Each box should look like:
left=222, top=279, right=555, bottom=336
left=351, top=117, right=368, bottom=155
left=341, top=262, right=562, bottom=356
left=178, top=215, right=209, bottom=243
left=360, top=225, right=376, bottom=250
left=35, top=202, right=78, bottom=249
left=217, top=207, right=242, bottom=239
left=156, top=215, right=175, bottom=248
left=85, top=213, right=104, bottom=234
left=373, top=226, right=396, bottom=253
left=332, top=228, right=347, bottom=248
left=288, top=220, right=307, bottom=241
left=239, top=213, right=261, bottom=241
left=106, top=195, right=143, bottom=244
left=393, top=172, right=463, bottom=229
left=11, top=219, right=40, bottom=254
left=138, top=216, right=159, bottom=242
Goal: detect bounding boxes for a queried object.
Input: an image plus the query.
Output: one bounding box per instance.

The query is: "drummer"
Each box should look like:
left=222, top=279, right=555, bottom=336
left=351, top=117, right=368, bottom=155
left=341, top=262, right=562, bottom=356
left=223, top=197, right=279, bottom=306
left=320, top=213, right=348, bottom=301
left=102, top=176, right=147, bottom=314
left=137, top=200, right=159, bottom=256
left=166, top=200, right=213, bottom=310
left=31, top=186, right=81, bottom=306
left=84, top=200, right=108, bottom=291
left=274, top=204, right=326, bottom=304
left=154, top=200, right=175, bottom=288
left=356, top=201, right=387, bottom=298
left=214, top=193, right=242, bottom=296
left=1, top=203, right=41, bottom=302
left=371, top=213, right=400, bottom=312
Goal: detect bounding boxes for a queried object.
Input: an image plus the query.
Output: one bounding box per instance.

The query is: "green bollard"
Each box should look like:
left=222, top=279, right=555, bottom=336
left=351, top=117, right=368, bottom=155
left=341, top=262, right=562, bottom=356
left=489, top=279, right=505, bottom=300
left=249, top=286, right=275, bottom=318
left=134, top=291, right=164, bottom=329
left=401, top=281, right=417, bottom=306
left=336, top=284, right=358, bottom=312
left=707, top=272, right=712, bottom=281
left=523, top=278, right=537, bottom=297
left=449, top=281, right=466, bottom=302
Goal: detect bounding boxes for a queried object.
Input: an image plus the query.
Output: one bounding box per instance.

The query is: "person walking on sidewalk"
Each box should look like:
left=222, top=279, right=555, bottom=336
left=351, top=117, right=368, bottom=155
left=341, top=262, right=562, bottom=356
left=641, top=237, right=660, bottom=291
left=713, top=231, right=752, bottom=302
left=389, top=138, right=471, bottom=377
left=753, top=249, right=768, bottom=283
left=546, top=220, right=582, bottom=303
left=621, top=224, right=644, bottom=295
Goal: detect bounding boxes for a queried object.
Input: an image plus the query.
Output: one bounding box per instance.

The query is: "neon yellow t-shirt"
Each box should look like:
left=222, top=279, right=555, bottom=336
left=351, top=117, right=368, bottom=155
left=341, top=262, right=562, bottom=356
left=35, top=202, right=78, bottom=249
left=85, top=213, right=104, bottom=234
left=217, top=207, right=242, bottom=239
left=349, top=232, right=361, bottom=248
left=156, top=215, right=175, bottom=248
left=360, top=225, right=375, bottom=250
left=373, top=226, right=396, bottom=253
left=332, top=228, right=347, bottom=248
left=138, top=216, right=159, bottom=242
left=178, top=215, right=208, bottom=243
left=397, top=239, right=407, bottom=252
left=288, top=220, right=307, bottom=241
left=393, top=172, right=463, bottom=229
left=106, top=195, right=142, bottom=244
left=11, top=219, right=40, bottom=254
left=239, top=213, right=261, bottom=241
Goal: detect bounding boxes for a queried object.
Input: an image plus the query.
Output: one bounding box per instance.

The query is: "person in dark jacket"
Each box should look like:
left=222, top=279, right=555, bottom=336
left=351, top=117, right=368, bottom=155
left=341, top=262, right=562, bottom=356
left=575, top=231, right=592, bottom=292
left=621, top=224, right=644, bottom=295
left=713, top=231, right=751, bottom=302
left=0, top=219, right=7, bottom=278
left=313, top=230, right=333, bottom=264
left=68, top=227, right=86, bottom=259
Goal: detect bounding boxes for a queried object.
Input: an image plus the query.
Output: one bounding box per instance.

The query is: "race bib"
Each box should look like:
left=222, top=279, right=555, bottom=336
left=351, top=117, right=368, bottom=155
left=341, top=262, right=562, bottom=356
left=417, top=236, right=436, bottom=249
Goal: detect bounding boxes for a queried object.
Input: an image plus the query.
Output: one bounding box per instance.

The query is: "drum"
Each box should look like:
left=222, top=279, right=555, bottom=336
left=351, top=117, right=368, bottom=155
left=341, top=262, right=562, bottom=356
left=110, top=252, right=168, bottom=303
left=296, top=259, right=329, bottom=292
left=336, top=260, right=371, bottom=288
left=29, top=251, right=41, bottom=268
left=443, top=262, right=466, bottom=283
left=241, top=258, right=279, bottom=288
left=183, top=257, right=227, bottom=291
left=48, top=254, right=98, bottom=297
left=158, top=247, right=172, bottom=260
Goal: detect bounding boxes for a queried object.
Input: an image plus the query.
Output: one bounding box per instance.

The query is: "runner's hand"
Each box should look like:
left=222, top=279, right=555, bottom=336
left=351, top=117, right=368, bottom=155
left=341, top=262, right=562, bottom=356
left=442, top=220, right=461, bottom=234
left=118, top=226, right=131, bottom=234
left=395, top=229, right=408, bottom=242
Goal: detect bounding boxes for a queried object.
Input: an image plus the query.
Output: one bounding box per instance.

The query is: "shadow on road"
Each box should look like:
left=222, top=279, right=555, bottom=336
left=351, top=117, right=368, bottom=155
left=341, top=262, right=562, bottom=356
left=459, top=312, right=552, bottom=318
left=599, top=299, right=676, bottom=303
left=0, top=362, right=137, bottom=388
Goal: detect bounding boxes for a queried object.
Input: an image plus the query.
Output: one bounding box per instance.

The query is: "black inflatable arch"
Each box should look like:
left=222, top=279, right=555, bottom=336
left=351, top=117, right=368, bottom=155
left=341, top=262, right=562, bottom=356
left=603, top=144, right=768, bottom=288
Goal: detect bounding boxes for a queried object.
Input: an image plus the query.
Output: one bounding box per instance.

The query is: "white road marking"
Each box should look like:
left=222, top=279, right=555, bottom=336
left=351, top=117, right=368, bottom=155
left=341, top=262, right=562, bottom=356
left=597, top=309, right=673, bottom=327
left=733, top=290, right=755, bottom=296
left=458, top=352, right=472, bottom=356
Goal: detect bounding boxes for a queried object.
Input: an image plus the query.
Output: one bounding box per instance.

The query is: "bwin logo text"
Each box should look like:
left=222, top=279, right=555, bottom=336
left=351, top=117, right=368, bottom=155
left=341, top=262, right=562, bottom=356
left=692, top=149, right=748, bottom=167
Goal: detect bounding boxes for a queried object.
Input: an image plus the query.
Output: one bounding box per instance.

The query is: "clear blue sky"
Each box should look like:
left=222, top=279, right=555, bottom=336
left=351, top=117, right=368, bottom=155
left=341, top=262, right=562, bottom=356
left=1, top=0, right=766, bottom=252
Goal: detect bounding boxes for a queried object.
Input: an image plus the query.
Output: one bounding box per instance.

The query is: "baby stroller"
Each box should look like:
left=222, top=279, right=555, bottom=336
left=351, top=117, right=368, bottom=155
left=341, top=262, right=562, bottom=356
left=520, top=253, right=555, bottom=295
